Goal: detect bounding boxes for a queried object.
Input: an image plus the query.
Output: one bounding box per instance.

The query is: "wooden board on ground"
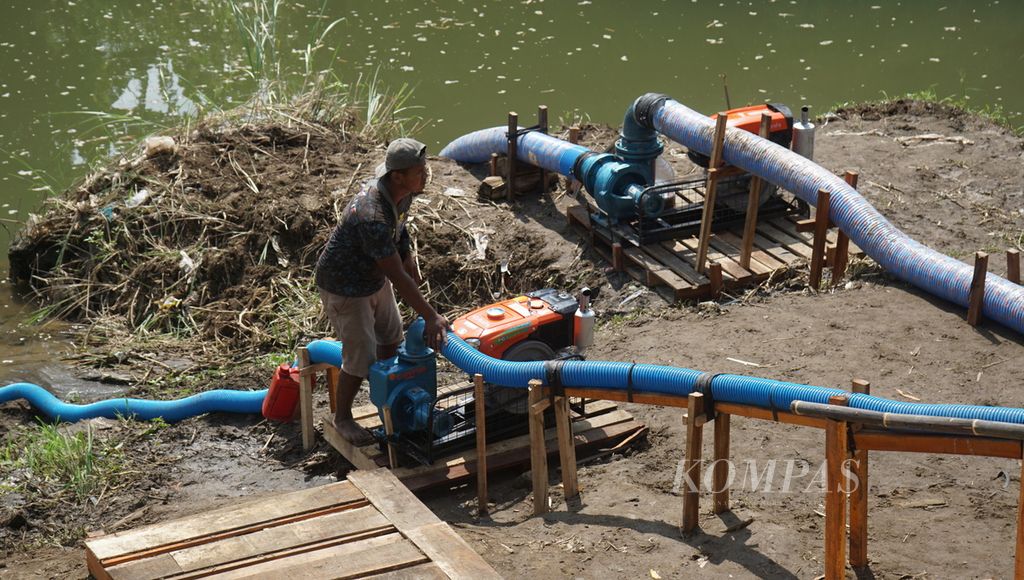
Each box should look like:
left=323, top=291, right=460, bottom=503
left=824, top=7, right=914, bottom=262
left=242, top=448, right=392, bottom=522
left=322, top=396, right=647, bottom=492
left=566, top=203, right=818, bottom=299
left=84, top=468, right=500, bottom=580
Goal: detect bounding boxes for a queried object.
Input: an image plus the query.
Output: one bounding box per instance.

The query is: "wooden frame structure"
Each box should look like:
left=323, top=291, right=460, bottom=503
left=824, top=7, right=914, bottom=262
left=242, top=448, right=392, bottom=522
left=520, top=380, right=1024, bottom=578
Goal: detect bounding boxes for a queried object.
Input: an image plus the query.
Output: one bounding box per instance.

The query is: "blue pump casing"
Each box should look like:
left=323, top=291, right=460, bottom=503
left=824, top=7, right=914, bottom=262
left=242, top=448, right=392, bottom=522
left=369, top=318, right=450, bottom=437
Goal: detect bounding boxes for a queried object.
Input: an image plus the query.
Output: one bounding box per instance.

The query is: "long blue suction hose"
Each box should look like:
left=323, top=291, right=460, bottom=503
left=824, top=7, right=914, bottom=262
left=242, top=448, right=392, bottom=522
left=0, top=382, right=266, bottom=423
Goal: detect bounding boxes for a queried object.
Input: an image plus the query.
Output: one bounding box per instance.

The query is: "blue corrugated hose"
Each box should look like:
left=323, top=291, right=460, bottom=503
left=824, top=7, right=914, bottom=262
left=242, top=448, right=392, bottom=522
left=0, top=382, right=266, bottom=422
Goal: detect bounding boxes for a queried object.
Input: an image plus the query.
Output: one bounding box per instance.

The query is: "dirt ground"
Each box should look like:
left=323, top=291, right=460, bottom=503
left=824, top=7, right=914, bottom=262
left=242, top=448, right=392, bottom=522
left=2, top=100, right=1023, bottom=578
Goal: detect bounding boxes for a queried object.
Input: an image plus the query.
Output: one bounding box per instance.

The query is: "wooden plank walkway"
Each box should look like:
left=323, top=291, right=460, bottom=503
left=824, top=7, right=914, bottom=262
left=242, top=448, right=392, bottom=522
left=566, top=205, right=863, bottom=299
left=322, top=395, right=647, bottom=492
left=85, top=468, right=500, bottom=580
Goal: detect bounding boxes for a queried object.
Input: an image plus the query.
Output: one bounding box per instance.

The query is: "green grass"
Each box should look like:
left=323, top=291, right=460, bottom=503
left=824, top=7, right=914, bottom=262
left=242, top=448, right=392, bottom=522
left=0, top=421, right=129, bottom=501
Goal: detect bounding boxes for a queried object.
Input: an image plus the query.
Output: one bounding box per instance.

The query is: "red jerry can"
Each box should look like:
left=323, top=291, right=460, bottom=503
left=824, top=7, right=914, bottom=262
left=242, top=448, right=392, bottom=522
left=262, top=363, right=301, bottom=422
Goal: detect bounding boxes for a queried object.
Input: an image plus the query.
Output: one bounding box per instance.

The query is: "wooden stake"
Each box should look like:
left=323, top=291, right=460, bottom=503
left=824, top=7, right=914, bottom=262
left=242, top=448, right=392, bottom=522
left=713, top=412, right=731, bottom=514
left=538, top=105, right=548, bottom=194
left=569, top=125, right=580, bottom=144
left=696, top=115, right=729, bottom=274
left=809, top=189, right=832, bottom=290
left=474, top=374, right=488, bottom=516
left=382, top=406, right=398, bottom=470
left=507, top=112, right=518, bottom=203
left=849, top=379, right=870, bottom=569
left=739, top=113, right=771, bottom=269
left=612, top=242, right=624, bottom=272
left=967, top=251, right=989, bottom=326
left=833, top=171, right=857, bottom=285
left=1016, top=445, right=1024, bottom=578
left=297, top=347, right=315, bottom=451
left=1008, top=249, right=1021, bottom=285
left=528, top=379, right=549, bottom=515
left=709, top=262, right=723, bottom=299
left=326, top=366, right=339, bottom=414
left=489, top=153, right=499, bottom=177
left=825, top=394, right=849, bottom=580
left=682, top=392, right=706, bottom=533
left=554, top=395, right=580, bottom=499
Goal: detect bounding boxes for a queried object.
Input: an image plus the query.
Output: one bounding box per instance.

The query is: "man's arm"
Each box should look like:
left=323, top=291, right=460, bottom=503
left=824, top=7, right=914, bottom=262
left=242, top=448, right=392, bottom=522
left=402, top=252, right=421, bottom=285
left=377, top=253, right=448, bottom=349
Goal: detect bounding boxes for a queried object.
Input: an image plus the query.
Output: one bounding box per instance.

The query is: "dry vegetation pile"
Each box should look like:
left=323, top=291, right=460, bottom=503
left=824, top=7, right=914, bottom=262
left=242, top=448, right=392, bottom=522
left=7, top=113, right=598, bottom=379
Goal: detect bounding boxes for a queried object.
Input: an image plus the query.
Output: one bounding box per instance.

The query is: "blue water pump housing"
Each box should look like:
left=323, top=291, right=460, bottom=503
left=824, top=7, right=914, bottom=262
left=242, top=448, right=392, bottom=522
left=368, top=318, right=450, bottom=437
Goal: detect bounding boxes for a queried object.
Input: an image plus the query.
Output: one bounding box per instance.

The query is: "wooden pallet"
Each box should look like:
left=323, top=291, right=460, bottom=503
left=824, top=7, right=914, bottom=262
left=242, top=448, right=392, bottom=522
left=566, top=204, right=863, bottom=299
left=322, top=391, right=647, bottom=492
left=85, top=468, right=500, bottom=580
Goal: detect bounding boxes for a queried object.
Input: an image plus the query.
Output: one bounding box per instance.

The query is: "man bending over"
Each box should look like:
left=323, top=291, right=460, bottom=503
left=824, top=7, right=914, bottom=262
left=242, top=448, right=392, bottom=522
left=315, top=138, right=449, bottom=445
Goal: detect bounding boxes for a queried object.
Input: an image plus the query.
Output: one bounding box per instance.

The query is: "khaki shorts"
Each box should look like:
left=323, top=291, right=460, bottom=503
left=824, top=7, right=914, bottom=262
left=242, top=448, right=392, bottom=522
left=319, top=282, right=404, bottom=378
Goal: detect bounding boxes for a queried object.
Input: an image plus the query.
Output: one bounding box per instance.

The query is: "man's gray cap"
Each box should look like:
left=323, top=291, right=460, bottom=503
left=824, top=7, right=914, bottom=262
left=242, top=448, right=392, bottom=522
left=375, top=137, right=427, bottom=179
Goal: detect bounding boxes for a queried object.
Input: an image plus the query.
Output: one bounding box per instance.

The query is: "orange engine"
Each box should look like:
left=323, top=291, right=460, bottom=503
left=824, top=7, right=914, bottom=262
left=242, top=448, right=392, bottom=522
left=688, top=103, right=793, bottom=168
left=452, top=289, right=579, bottom=360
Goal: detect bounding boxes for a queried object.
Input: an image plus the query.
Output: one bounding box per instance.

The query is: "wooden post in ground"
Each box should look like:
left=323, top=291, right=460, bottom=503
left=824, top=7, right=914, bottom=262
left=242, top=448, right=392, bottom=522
left=538, top=105, right=548, bottom=194
left=612, top=242, right=624, bottom=272
left=474, top=374, right=488, bottom=516
left=567, top=126, right=582, bottom=191
left=569, top=126, right=580, bottom=144
left=713, top=412, right=731, bottom=514
left=833, top=171, right=857, bottom=285
left=967, top=251, right=989, bottom=326
left=849, top=379, right=870, bottom=569
left=682, top=392, right=706, bottom=533
left=297, top=347, right=315, bottom=451
left=507, top=112, right=518, bottom=203
left=696, top=114, right=729, bottom=274
left=825, top=394, right=850, bottom=580
left=1008, top=249, right=1020, bottom=284
left=1016, top=445, right=1024, bottom=578
left=554, top=394, right=580, bottom=499
left=382, top=406, right=398, bottom=469
left=809, top=189, right=832, bottom=290
left=740, top=113, right=772, bottom=270
left=709, top=262, right=723, bottom=299
left=326, top=366, right=339, bottom=414
left=528, top=379, right=549, bottom=515
left=489, top=153, right=499, bottom=177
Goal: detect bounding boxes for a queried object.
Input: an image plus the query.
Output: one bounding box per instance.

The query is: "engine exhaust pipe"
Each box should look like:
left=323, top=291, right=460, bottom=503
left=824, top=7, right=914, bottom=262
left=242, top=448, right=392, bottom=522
left=792, top=105, right=815, bottom=160
left=573, top=287, right=595, bottom=353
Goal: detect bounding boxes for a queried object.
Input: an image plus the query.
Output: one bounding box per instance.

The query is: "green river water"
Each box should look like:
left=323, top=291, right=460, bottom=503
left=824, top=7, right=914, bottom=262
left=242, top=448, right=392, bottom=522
left=0, top=0, right=1021, bottom=385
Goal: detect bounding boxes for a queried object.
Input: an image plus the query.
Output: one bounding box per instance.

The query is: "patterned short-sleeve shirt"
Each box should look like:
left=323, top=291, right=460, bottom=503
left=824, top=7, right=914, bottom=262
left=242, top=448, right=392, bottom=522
left=315, top=179, right=412, bottom=297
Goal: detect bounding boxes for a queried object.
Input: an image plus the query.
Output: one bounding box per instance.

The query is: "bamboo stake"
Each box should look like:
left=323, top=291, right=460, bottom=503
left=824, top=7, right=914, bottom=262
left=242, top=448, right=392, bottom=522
left=474, top=374, right=488, bottom=516
left=740, top=113, right=772, bottom=269
left=967, top=251, right=988, bottom=326
left=809, top=189, right=832, bottom=290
